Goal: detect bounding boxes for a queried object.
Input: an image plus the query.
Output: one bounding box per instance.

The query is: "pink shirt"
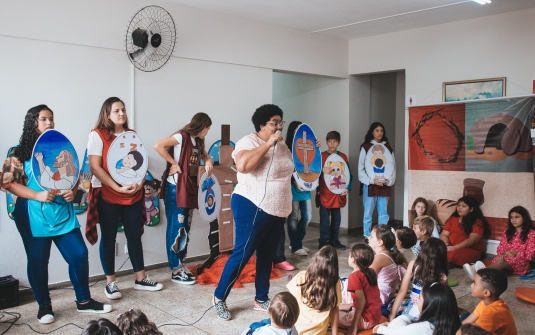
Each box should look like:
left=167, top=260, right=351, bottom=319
left=232, top=133, right=294, bottom=217
left=492, top=229, right=535, bottom=275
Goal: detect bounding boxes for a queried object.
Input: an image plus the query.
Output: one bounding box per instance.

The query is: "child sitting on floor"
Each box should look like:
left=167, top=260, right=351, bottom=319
left=116, top=308, right=162, bottom=335
left=241, top=292, right=299, bottom=335
left=464, top=206, right=535, bottom=279
left=412, top=216, right=435, bottom=257
left=396, top=227, right=418, bottom=263
left=410, top=197, right=441, bottom=237
left=462, top=268, right=518, bottom=335
left=82, top=319, right=123, bottom=335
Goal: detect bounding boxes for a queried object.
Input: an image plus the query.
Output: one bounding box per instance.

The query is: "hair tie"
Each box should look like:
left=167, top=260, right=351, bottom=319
left=390, top=246, right=395, bottom=251
left=430, top=282, right=439, bottom=287
left=390, top=227, right=399, bottom=241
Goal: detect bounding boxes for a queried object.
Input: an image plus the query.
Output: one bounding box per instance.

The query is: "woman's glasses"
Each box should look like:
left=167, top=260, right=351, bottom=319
left=266, top=120, right=285, bottom=129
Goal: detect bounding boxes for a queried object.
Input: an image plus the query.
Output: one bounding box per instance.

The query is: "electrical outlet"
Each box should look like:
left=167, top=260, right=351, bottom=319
left=115, top=243, right=118, bottom=256
left=124, top=244, right=128, bottom=254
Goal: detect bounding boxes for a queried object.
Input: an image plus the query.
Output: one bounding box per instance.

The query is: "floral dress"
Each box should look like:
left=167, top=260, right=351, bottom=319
left=491, top=229, right=535, bottom=275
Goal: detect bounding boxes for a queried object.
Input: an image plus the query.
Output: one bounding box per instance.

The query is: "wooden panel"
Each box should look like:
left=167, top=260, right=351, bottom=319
left=219, top=145, right=235, bottom=166
left=221, top=124, right=230, bottom=145
left=197, top=166, right=237, bottom=185
left=219, top=184, right=234, bottom=252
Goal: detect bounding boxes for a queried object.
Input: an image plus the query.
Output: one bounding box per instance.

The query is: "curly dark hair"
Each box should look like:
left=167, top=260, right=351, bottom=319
left=299, top=245, right=339, bottom=311
left=82, top=318, right=123, bottom=335
left=364, top=122, right=389, bottom=143
left=418, top=282, right=460, bottom=335
left=477, top=268, right=508, bottom=298
left=285, top=121, right=302, bottom=148
left=12, top=105, right=53, bottom=162
left=116, top=309, right=162, bottom=335
left=397, top=227, right=417, bottom=249
left=349, top=243, right=378, bottom=286
left=451, top=196, right=490, bottom=238
left=251, top=104, right=283, bottom=132
left=373, top=224, right=407, bottom=266
left=505, top=206, right=534, bottom=243
left=413, top=237, right=448, bottom=285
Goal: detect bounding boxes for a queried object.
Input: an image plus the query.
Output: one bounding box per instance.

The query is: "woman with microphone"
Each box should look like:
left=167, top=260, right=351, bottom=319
left=212, top=104, right=294, bottom=320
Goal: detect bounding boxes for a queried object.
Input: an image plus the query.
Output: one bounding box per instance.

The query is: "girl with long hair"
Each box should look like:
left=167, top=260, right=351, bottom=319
left=339, top=244, right=382, bottom=335
left=153, top=112, right=213, bottom=284
left=358, top=122, right=396, bottom=239
left=389, top=238, right=448, bottom=323
left=440, top=196, right=490, bottom=267
left=287, top=245, right=341, bottom=335
left=368, top=225, right=407, bottom=315
left=410, top=197, right=441, bottom=237
left=465, top=205, right=535, bottom=278
left=375, top=282, right=461, bottom=335
left=87, top=97, right=162, bottom=300
left=2, top=105, right=111, bottom=324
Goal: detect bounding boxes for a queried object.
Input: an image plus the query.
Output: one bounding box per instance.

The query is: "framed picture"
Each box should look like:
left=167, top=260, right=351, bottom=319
left=443, top=77, right=506, bottom=102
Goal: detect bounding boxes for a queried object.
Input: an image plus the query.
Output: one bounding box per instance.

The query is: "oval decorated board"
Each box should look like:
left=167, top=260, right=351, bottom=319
left=107, top=131, right=148, bottom=186
left=292, top=123, right=321, bottom=191
left=5, top=147, right=17, bottom=220
left=31, top=129, right=80, bottom=193
left=322, top=153, right=350, bottom=195
left=198, top=172, right=222, bottom=223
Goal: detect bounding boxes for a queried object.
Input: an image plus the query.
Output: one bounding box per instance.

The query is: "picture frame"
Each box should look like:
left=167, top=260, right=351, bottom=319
left=443, top=77, right=506, bottom=102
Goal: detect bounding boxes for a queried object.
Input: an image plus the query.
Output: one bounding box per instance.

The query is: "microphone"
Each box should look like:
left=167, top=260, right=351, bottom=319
left=274, top=130, right=282, bottom=146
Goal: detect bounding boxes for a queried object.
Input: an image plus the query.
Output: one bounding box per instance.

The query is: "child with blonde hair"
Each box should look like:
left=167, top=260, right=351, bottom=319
left=287, top=246, right=341, bottom=335
left=410, top=197, right=440, bottom=237
left=412, top=216, right=436, bottom=257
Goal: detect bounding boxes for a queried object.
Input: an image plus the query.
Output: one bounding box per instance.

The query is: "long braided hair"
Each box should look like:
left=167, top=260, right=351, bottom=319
left=12, top=105, right=53, bottom=161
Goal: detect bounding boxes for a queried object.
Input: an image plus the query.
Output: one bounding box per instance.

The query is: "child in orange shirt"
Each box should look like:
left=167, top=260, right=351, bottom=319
left=462, top=268, right=517, bottom=335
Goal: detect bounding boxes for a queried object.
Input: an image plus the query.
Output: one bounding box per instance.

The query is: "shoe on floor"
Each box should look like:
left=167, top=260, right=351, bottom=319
left=104, top=281, right=122, bottom=300
left=318, top=242, right=329, bottom=249
left=274, top=261, right=295, bottom=271
left=181, top=265, right=196, bottom=280
left=253, top=299, right=270, bottom=312
left=289, top=245, right=310, bottom=253
left=134, top=277, right=163, bottom=291
left=76, top=298, right=112, bottom=314
left=463, top=263, right=476, bottom=281
left=213, top=297, right=231, bottom=321
left=293, top=248, right=308, bottom=256
left=330, top=240, right=347, bottom=250
left=172, top=269, right=196, bottom=285
left=37, top=304, right=55, bottom=324
left=474, top=261, right=486, bottom=272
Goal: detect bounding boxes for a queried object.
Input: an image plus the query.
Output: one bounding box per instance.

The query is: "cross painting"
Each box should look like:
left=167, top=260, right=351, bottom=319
left=292, top=123, right=321, bottom=191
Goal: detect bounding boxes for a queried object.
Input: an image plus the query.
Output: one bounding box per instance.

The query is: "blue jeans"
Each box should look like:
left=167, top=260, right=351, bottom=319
left=215, top=194, right=284, bottom=302
left=287, top=200, right=312, bottom=251
left=164, top=183, right=193, bottom=270
left=98, top=195, right=145, bottom=275
left=319, top=203, right=341, bottom=244
left=362, top=184, right=390, bottom=237
left=13, top=198, right=91, bottom=305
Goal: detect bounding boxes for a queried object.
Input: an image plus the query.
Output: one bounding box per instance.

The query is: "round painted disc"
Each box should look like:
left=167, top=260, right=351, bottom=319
left=198, top=172, right=222, bottom=223
left=107, top=131, right=148, bottom=186
left=31, top=129, right=79, bottom=192
left=292, top=123, right=321, bottom=191
left=75, top=149, right=92, bottom=214
left=208, top=140, right=235, bottom=164
left=143, top=171, right=161, bottom=227
left=322, top=153, right=350, bottom=195
left=516, top=287, right=535, bottom=304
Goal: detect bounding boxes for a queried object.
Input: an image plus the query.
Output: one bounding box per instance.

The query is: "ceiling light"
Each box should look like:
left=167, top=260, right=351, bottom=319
left=472, top=0, right=491, bottom=4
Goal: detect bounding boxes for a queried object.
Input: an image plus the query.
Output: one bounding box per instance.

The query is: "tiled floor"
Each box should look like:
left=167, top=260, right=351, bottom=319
left=1, top=227, right=534, bottom=334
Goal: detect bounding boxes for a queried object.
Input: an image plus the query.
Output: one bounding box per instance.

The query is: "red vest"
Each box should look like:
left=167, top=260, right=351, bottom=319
left=94, top=129, right=143, bottom=205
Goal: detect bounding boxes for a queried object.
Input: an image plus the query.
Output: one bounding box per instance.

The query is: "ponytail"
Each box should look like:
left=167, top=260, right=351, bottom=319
left=374, top=224, right=407, bottom=266
left=349, top=244, right=377, bottom=286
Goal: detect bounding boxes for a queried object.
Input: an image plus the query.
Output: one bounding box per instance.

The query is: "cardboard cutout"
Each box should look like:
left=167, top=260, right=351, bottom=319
left=198, top=172, right=222, bottom=223
left=75, top=149, right=91, bottom=214
left=143, top=171, right=161, bottom=226
left=208, top=140, right=235, bottom=164
left=292, top=123, right=321, bottom=191
left=5, top=147, right=17, bottom=220
left=107, top=131, right=148, bottom=186
left=322, top=153, right=350, bottom=195
left=31, top=130, right=79, bottom=192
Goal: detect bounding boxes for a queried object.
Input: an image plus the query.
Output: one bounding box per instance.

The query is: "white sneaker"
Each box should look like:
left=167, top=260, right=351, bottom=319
left=475, top=261, right=486, bottom=272
left=289, top=246, right=310, bottom=253
left=134, top=277, right=163, bottom=291
left=463, top=263, right=476, bottom=281
left=104, top=281, right=122, bottom=300
left=293, top=248, right=308, bottom=256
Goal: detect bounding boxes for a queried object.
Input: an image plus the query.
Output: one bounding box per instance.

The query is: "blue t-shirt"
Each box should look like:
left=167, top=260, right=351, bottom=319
left=291, top=180, right=311, bottom=201
left=24, top=160, right=79, bottom=237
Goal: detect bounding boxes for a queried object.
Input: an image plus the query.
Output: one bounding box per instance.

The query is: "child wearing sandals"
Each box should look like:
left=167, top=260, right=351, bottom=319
left=338, top=244, right=382, bottom=335
left=389, top=238, right=448, bottom=323
left=368, top=225, right=407, bottom=315
left=464, top=206, right=535, bottom=280
left=241, top=292, right=299, bottom=335
left=287, top=246, right=341, bottom=335
left=374, top=282, right=461, bottom=335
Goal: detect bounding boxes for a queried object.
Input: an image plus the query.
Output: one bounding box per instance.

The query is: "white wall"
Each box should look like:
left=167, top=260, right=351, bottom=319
left=0, top=0, right=347, bottom=286
left=348, top=8, right=535, bottom=223
left=272, top=72, right=349, bottom=227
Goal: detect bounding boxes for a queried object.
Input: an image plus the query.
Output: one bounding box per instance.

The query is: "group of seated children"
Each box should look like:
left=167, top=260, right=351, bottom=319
left=82, top=308, right=162, bottom=335
left=247, top=196, right=532, bottom=335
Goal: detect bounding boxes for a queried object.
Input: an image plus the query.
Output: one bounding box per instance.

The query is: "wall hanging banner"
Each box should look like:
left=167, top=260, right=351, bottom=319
left=408, top=96, right=535, bottom=241
left=292, top=123, right=321, bottom=191
left=107, top=131, right=148, bottom=186
left=198, top=172, right=222, bottom=223
left=32, top=129, right=80, bottom=192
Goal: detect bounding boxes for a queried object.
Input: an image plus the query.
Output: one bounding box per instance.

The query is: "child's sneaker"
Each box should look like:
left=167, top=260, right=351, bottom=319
left=172, top=269, right=196, bottom=285
left=37, top=305, right=54, bottom=324
left=134, top=277, right=163, bottom=291
left=76, top=298, right=112, bottom=313
left=474, top=261, right=486, bottom=272
left=463, top=263, right=476, bottom=280
left=213, top=297, right=231, bottom=321
left=181, top=265, right=196, bottom=280
left=253, top=299, right=270, bottom=312
left=104, top=280, right=122, bottom=300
